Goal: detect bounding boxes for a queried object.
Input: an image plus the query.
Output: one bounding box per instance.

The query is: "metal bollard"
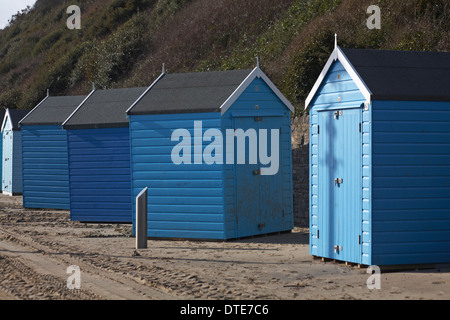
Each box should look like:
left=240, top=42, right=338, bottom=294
left=136, top=187, right=148, bottom=249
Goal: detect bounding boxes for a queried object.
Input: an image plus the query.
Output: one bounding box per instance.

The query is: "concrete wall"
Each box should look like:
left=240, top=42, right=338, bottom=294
left=291, top=113, right=309, bottom=227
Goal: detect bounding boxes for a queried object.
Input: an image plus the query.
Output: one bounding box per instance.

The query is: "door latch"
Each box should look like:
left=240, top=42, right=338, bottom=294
left=334, top=110, right=342, bottom=119
left=334, top=178, right=343, bottom=186
left=334, top=245, right=343, bottom=253
left=253, top=169, right=261, bottom=175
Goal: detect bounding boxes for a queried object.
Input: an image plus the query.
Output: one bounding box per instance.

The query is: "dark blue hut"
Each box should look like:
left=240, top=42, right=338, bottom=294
left=19, top=94, right=87, bottom=209
left=62, top=87, right=147, bottom=223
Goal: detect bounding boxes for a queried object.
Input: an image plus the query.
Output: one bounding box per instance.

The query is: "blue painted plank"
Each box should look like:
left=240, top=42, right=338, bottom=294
left=21, top=125, right=69, bottom=209
left=373, top=252, right=450, bottom=265
left=373, top=176, right=450, bottom=187
left=68, top=127, right=132, bottom=223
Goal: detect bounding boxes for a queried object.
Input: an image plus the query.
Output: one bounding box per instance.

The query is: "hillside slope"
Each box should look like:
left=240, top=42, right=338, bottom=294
left=0, top=0, right=449, bottom=114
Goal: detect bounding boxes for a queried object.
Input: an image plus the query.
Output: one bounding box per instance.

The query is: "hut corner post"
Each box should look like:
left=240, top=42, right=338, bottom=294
left=136, top=187, right=148, bottom=249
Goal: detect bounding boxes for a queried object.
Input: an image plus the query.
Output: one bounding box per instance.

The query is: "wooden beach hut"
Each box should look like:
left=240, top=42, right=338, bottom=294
left=19, top=94, right=87, bottom=209
left=127, top=66, right=295, bottom=240
left=62, top=86, right=147, bottom=223
left=306, top=42, right=450, bottom=266
left=1, top=109, right=30, bottom=195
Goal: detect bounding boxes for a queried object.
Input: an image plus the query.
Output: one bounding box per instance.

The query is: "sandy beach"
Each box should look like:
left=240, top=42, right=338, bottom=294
left=0, top=193, right=449, bottom=301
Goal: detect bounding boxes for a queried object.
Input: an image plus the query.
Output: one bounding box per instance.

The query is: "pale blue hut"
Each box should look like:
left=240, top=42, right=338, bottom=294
left=306, top=43, right=450, bottom=266
left=1, top=109, right=30, bottom=195
left=0, top=109, right=5, bottom=192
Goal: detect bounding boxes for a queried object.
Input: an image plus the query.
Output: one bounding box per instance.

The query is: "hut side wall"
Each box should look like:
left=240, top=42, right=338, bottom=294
left=371, top=100, right=450, bottom=265
left=129, top=112, right=226, bottom=239
left=12, top=130, right=23, bottom=194
left=21, top=125, right=70, bottom=209
left=67, top=127, right=132, bottom=222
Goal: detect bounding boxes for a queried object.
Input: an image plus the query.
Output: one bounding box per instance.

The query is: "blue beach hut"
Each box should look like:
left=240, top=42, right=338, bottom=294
left=306, top=43, right=450, bottom=266
left=62, top=86, right=147, bottom=223
left=19, top=94, right=87, bottom=209
left=1, top=108, right=30, bottom=195
left=126, top=66, right=295, bottom=240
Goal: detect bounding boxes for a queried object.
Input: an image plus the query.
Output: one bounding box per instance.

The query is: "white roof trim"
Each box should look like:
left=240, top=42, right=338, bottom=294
left=1, top=108, right=12, bottom=133
left=337, top=47, right=372, bottom=103
left=126, top=71, right=166, bottom=114
left=304, top=46, right=372, bottom=109
left=18, top=93, right=50, bottom=127
left=61, top=87, right=96, bottom=128
left=220, top=67, right=295, bottom=115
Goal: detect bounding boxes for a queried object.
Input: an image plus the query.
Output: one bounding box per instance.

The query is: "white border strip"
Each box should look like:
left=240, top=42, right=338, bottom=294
left=18, top=92, right=50, bottom=127
left=304, top=46, right=372, bottom=109
left=126, top=71, right=166, bottom=115
left=1, top=108, right=11, bottom=133
left=220, top=67, right=295, bottom=115
left=61, top=87, right=96, bottom=128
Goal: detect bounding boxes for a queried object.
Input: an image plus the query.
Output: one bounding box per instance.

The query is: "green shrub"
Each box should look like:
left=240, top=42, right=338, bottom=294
left=280, top=30, right=335, bottom=116
left=31, top=29, right=63, bottom=56
left=0, top=88, right=23, bottom=109
left=71, top=14, right=147, bottom=88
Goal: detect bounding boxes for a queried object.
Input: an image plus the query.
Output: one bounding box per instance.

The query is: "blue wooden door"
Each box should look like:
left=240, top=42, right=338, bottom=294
left=258, top=117, right=283, bottom=234
left=234, top=116, right=261, bottom=238
left=318, top=108, right=362, bottom=263
left=2, top=131, right=12, bottom=194
left=234, top=116, right=283, bottom=237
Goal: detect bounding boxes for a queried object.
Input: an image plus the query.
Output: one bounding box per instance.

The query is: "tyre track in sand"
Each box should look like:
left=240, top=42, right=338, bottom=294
left=0, top=222, right=178, bottom=300
left=0, top=205, right=273, bottom=300
left=0, top=224, right=265, bottom=300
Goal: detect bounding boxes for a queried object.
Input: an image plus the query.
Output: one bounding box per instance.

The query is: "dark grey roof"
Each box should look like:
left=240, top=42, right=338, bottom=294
left=127, top=69, right=253, bottom=115
left=62, top=87, right=148, bottom=129
left=8, top=109, right=31, bottom=130
left=20, top=95, right=86, bottom=126
left=341, top=48, right=450, bottom=101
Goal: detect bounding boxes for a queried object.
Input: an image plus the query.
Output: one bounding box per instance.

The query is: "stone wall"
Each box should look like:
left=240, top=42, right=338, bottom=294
left=291, top=114, right=309, bottom=227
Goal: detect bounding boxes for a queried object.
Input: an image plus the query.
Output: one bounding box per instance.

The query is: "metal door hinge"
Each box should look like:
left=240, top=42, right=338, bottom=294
left=358, top=235, right=361, bottom=244
left=317, top=125, right=319, bottom=134
left=317, top=230, right=319, bottom=239
left=359, top=122, right=361, bottom=132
